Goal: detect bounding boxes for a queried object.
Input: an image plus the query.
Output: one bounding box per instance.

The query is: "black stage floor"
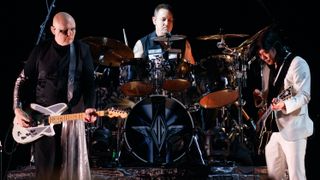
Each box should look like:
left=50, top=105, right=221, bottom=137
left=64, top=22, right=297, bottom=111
left=7, top=165, right=268, bottom=179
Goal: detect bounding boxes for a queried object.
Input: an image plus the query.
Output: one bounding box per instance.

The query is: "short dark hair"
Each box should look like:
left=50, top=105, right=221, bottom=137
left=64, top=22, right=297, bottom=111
left=154, top=3, right=174, bottom=17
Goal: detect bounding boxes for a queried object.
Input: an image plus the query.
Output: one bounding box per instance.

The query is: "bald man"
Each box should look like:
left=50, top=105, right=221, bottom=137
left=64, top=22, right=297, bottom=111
left=13, top=12, right=96, bottom=180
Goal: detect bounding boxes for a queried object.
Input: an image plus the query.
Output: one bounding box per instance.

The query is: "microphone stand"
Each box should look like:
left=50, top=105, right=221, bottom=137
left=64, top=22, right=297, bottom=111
left=0, top=141, right=2, bottom=180
left=30, top=0, right=56, bottom=167
left=36, top=0, right=56, bottom=45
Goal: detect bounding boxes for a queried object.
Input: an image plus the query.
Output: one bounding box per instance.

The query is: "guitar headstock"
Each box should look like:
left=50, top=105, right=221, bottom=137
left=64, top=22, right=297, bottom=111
left=105, top=108, right=128, bottom=119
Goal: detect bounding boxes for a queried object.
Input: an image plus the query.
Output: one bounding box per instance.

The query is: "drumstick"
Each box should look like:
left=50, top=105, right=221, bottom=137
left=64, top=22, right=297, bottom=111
left=123, top=28, right=129, bottom=47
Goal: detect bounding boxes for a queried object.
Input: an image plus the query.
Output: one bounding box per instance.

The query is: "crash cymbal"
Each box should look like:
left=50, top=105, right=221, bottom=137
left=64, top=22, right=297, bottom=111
left=153, top=34, right=186, bottom=42
left=82, top=36, right=134, bottom=67
left=238, top=26, right=270, bottom=48
left=197, top=34, right=249, bottom=40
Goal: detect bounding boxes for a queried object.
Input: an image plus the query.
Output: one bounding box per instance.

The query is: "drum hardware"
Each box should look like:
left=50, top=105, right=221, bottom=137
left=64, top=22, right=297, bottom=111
left=113, top=118, right=125, bottom=164
left=186, top=103, right=201, bottom=113
left=153, top=34, right=186, bottom=42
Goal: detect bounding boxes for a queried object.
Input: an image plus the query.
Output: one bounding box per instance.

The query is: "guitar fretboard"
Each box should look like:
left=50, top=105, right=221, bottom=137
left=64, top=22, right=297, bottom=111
left=49, top=109, right=127, bottom=124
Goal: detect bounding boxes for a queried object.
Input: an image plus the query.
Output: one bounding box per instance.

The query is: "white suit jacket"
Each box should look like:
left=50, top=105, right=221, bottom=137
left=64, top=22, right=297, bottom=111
left=261, top=56, right=314, bottom=141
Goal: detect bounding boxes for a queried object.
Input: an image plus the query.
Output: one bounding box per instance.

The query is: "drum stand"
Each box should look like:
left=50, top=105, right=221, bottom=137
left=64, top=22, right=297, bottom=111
left=192, top=131, right=206, bottom=165
left=233, top=53, right=251, bottom=146
left=113, top=118, right=125, bottom=165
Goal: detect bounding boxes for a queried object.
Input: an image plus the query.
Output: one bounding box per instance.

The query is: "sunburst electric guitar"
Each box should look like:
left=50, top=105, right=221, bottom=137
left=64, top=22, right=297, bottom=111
left=256, top=86, right=292, bottom=155
left=12, top=103, right=128, bottom=144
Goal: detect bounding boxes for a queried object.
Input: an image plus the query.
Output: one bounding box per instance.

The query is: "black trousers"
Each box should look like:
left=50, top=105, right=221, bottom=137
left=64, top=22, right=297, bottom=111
left=34, top=125, right=62, bottom=180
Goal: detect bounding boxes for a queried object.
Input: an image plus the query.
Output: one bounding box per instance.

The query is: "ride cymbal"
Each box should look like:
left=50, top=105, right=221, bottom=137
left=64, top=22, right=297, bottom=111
left=82, top=36, right=134, bottom=67
left=197, top=34, right=249, bottom=40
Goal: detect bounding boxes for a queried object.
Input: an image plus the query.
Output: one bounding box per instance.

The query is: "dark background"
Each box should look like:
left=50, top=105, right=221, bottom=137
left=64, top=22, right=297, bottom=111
left=1, top=0, right=319, bottom=179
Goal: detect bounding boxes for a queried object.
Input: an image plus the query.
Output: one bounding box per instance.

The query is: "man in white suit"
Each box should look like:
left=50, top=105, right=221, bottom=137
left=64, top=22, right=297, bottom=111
left=252, top=25, right=313, bottom=180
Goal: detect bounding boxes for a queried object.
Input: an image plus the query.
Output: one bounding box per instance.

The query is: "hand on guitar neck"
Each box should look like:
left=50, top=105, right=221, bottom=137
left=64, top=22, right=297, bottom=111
left=271, top=98, right=286, bottom=111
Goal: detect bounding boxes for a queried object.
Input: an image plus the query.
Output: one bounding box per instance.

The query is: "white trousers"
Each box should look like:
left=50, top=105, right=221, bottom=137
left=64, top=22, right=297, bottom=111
left=265, top=132, right=307, bottom=180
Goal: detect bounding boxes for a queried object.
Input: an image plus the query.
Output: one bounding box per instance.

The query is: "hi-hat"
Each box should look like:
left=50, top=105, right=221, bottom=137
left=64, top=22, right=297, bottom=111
left=82, top=36, right=134, bottom=67
left=153, top=34, right=186, bottom=42
left=197, top=34, right=249, bottom=40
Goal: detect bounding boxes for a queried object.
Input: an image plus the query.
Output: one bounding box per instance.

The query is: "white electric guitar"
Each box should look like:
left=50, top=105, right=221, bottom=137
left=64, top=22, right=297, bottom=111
left=12, top=103, right=128, bottom=144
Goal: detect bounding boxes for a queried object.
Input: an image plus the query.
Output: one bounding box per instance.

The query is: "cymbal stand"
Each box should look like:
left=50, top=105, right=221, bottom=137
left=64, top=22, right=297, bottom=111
left=192, top=129, right=206, bottom=165
left=151, top=55, right=165, bottom=95
left=234, top=54, right=249, bottom=144
left=114, top=118, right=125, bottom=165
left=218, top=41, right=244, bottom=144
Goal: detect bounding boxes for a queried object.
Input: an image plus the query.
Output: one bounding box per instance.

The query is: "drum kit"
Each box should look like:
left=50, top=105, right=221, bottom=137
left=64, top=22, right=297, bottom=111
left=82, top=30, right=259, bottom=166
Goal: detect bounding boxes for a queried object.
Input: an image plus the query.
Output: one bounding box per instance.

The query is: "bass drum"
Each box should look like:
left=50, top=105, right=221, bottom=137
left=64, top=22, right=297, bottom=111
left=123, top=95, right=194, bottom=165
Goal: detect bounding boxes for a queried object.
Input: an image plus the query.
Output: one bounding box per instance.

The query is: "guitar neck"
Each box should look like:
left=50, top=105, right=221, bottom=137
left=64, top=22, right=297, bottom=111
left=257, top=105, right=272, bottom=126
left=48, top=111, right=106, bottom=124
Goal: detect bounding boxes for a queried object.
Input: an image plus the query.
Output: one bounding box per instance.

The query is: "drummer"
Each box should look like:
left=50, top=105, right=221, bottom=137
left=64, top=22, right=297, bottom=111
left=133, top=3, right=195, bottom=65
left=132, top=3, right=197, bottom=100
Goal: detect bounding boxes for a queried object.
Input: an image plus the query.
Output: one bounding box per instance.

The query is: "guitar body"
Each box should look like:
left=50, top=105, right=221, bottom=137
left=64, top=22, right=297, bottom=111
left=12, top=124, right=55, bottom=144
left=257, top=108, right=274, bottom=155
left=12, top=103, right=128, bottom=144
left=255, top=86, right=292, bottom=155
left=12, top=103, right=68, bottom=144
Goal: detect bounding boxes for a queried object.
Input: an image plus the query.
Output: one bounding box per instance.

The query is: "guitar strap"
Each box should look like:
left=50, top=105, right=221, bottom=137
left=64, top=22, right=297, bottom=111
left=67, top=43, right=76, bottom=102
left=267, top=52, right=295, bottom=131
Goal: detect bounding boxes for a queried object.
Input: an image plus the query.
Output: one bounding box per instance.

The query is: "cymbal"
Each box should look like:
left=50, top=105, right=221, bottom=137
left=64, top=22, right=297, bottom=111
left=197, top=34, right=249, bottom=40
left=82, top=36, right=134, bottom=67
left=238, top=26, right=270, bottom=48
left=153, top=34, right=186, bottom=42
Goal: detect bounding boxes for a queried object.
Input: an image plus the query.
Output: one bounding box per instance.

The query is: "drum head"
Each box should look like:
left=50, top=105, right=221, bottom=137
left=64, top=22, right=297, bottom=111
left=199, top=88, right=239, bottom=108
left=124, top=95, right=194, bottom=165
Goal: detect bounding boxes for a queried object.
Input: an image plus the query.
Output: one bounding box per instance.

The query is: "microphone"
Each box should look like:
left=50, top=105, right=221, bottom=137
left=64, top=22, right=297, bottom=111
left=165, top=32, right=172, bottom=37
